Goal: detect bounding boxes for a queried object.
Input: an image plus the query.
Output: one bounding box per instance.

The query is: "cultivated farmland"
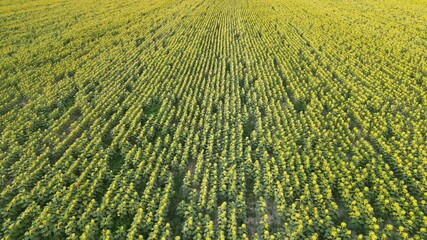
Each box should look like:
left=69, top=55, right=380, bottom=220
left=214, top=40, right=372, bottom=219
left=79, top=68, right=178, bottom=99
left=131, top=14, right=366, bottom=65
left=0, top=0, right=426, bottom=239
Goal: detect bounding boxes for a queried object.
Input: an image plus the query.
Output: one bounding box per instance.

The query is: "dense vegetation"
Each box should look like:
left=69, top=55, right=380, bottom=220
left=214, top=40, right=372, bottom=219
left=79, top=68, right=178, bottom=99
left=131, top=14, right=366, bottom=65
left=1, top=0, right=426, bottom=239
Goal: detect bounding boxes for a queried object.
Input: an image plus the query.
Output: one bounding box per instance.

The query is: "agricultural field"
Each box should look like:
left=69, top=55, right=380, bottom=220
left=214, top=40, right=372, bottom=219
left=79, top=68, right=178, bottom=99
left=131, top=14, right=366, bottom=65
left=1, top=0, right=426, bottom=239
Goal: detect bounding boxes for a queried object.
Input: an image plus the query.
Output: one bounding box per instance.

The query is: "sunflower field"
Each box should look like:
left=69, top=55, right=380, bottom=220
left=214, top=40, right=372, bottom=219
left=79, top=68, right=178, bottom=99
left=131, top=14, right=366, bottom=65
left=0, top=0, right=426, bottom=239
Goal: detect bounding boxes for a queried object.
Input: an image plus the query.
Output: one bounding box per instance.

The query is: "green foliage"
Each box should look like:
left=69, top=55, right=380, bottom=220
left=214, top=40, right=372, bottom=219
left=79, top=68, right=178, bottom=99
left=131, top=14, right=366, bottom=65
left=0, top=0, right=426, bottom=239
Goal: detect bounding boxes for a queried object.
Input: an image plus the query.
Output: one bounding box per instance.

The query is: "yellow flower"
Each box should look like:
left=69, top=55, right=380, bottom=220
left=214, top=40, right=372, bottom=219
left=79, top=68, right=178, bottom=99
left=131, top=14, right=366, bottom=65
left=369, top=231, right=378, bottom=240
